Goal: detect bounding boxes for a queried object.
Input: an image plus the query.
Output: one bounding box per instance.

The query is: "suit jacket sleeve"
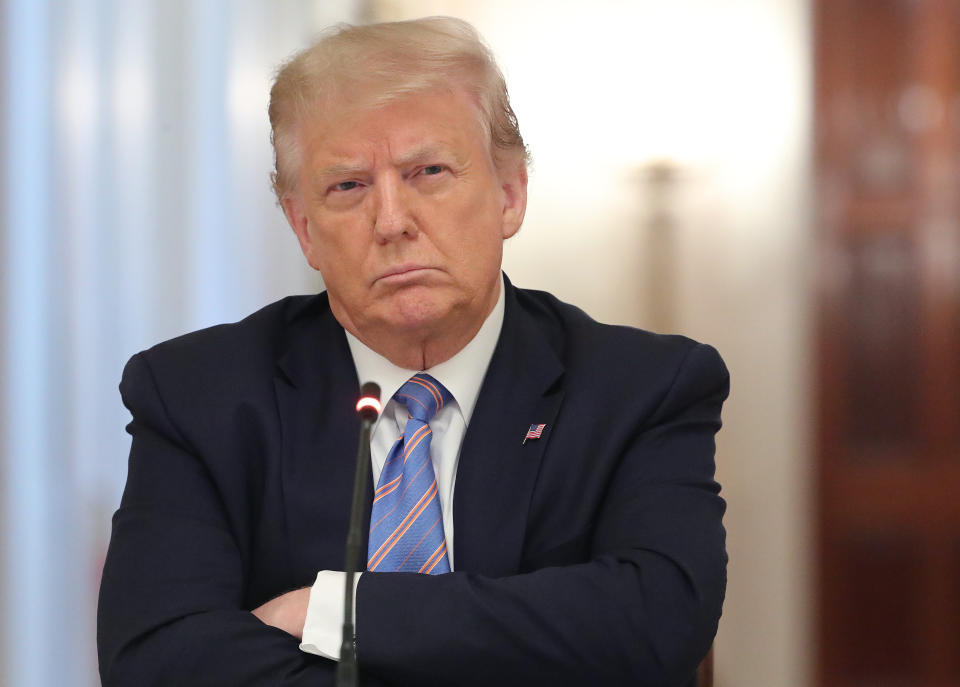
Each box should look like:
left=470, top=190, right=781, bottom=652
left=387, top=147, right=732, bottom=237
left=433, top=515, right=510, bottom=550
left=356, top=342, right=728, bottom=687
left=96, top=352, right=383, bottom=687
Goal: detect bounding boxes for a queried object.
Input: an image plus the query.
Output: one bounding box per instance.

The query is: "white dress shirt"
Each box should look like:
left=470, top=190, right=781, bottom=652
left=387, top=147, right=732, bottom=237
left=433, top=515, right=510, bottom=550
left=299, top=276, right=505, bottom=660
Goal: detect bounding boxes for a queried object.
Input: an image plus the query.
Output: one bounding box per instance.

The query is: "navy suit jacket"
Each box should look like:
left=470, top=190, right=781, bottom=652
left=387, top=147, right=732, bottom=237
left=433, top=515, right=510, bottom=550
left=98, top=277, right=729, bottom=687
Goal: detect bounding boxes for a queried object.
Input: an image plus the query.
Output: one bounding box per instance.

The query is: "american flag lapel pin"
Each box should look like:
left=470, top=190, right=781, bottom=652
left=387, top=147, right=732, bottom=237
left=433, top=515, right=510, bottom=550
left=523, top=423, right=546, bottom=445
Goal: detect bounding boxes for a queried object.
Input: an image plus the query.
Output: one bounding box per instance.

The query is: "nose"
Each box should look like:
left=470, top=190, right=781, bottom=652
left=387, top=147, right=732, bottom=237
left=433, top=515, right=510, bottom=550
left=373, top=173, right=417, bottom=242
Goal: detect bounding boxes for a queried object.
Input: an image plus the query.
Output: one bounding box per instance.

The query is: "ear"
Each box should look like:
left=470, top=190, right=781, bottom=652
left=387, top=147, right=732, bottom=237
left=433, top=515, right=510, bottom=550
left=281, top=192, right=320, bottom=271
left=499, top=161, right=528, bottom=240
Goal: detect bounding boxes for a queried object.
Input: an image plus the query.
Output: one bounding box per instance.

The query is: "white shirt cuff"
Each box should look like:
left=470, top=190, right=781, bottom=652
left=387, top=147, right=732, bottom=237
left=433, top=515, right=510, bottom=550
left=299, top=570, right=361, bottom=661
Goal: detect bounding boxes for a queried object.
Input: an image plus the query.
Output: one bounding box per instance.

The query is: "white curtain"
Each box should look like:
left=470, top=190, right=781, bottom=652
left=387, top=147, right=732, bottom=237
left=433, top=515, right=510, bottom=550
left=1, top=1, right=360, bottom=684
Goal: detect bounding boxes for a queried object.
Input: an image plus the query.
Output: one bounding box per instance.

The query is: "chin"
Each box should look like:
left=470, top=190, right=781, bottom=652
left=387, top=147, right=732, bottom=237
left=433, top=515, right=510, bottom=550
left=381, top=291, right=455, bottom=331
left=389, top=304, right=448, bottom=331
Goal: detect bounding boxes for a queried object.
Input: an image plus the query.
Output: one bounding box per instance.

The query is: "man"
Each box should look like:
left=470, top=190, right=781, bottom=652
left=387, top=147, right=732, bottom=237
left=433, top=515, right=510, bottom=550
left=97, top=17, right=728, bottom=687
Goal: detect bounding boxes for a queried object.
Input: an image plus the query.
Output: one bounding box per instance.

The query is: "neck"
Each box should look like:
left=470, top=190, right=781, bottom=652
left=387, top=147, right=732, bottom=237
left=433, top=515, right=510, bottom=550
left=360, top=324, right=483, bottom=370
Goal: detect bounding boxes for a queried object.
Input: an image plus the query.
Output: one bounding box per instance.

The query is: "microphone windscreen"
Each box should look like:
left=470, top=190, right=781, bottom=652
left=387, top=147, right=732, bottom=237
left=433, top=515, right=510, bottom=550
left=356, top=382, right=382, bottom=420
left=360, top=381, right=380, bottom=401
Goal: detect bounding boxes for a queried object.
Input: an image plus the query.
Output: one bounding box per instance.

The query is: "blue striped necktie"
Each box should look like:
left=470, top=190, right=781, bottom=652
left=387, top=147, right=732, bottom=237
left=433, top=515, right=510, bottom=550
left=367, top=374, right=451, bottom=574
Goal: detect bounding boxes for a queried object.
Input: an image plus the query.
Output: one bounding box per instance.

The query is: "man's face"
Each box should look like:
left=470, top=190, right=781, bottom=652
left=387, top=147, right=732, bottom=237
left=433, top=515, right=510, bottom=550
left=283, top=89, right=527, bottom=353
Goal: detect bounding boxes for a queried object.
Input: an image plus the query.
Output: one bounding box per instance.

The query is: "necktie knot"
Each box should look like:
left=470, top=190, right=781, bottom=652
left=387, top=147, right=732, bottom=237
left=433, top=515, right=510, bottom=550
left=393, top=374, right=452, bottom=422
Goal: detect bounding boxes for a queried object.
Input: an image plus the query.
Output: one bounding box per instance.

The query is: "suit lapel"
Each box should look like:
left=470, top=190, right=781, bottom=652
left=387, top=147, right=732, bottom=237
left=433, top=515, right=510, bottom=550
left=274, top=295, right=373, bottom=580
left=453, top=280, right=565, bottom=575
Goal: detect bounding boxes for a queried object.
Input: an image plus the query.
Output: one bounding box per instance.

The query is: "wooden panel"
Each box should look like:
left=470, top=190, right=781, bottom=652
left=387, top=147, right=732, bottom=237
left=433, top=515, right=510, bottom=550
left=823, top=465, right=960, bottom=534
left=815, top=0, right=960, bottom=685
left=952, top=540, right=960, bottom=677
left=841, top=232, right=921, bottom=451
left=696, top=646, right=713, bottom=687
left=819, top=0, right=919, bottom=195
left=830, top=533, right=923, bottom=682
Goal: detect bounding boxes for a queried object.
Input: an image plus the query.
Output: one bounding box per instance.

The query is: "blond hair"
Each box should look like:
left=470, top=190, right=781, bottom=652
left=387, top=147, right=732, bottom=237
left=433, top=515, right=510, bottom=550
left=268, top=16, right=528, bottom=202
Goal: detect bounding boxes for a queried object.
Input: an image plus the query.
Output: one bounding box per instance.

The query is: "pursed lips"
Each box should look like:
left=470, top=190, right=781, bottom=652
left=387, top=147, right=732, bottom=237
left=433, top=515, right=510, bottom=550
left=373, top=264, right=439, bottom=284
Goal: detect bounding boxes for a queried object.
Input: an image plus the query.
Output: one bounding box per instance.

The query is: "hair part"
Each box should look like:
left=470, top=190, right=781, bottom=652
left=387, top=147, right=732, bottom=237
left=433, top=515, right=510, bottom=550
left=268, top=16, right=529, bottom=203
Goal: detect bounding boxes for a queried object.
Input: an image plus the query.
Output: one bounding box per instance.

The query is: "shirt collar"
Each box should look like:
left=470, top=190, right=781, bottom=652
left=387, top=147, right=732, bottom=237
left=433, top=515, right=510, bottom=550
left=345, top=273, right=505, bottom=427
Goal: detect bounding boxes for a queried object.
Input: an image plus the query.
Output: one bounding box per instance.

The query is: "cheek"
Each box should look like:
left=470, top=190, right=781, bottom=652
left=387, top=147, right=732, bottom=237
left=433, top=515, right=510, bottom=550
left=459, top=196, right=507, bottom=256
left=311, top=216, right=353, bottom=254
left=444, top=181, right=501, bottom=231
left=313, top=221, right=375, bottom=284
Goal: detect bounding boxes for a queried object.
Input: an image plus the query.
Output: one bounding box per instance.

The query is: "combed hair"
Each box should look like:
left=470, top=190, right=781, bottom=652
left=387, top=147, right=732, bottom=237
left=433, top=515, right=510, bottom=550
left=268, top=16, right=529, bottom=202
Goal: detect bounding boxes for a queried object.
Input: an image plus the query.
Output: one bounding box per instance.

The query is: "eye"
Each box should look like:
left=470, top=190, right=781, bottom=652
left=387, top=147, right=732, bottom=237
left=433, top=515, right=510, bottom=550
left=422, top=165, right=444, bottom=176
left=334, top=180, right=360, bottom=192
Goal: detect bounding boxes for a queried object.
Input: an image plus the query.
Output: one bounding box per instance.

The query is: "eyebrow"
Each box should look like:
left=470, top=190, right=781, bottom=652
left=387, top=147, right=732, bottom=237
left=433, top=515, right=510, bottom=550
left=395, top=144, right=462, bottom=167
left=316, top=162, right=367, bottom=178
left=315, top=143, right=465, bottom=179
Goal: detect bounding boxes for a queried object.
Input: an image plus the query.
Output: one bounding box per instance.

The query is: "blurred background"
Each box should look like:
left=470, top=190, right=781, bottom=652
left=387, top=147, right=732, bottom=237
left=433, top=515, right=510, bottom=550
left=2, top=0, right=957, bottom=685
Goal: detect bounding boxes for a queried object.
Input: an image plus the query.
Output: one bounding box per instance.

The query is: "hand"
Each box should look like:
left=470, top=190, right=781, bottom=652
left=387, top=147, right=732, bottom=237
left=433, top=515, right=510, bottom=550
left=251, top=587, right=311, bottom=640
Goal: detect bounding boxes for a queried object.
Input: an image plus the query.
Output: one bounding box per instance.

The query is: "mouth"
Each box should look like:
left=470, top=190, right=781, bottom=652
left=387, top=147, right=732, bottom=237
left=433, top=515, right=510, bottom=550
left=374, top=264, right=438, bottom=285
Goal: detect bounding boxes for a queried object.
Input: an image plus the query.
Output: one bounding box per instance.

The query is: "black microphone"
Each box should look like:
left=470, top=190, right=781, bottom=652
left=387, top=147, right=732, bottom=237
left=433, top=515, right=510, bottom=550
left=337, top=382, right=381, bottom=687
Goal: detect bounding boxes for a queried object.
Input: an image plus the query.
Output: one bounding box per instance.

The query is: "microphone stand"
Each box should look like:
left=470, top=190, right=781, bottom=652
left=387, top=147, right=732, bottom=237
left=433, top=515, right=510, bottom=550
left=337, top=383, right=380, bottom=687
